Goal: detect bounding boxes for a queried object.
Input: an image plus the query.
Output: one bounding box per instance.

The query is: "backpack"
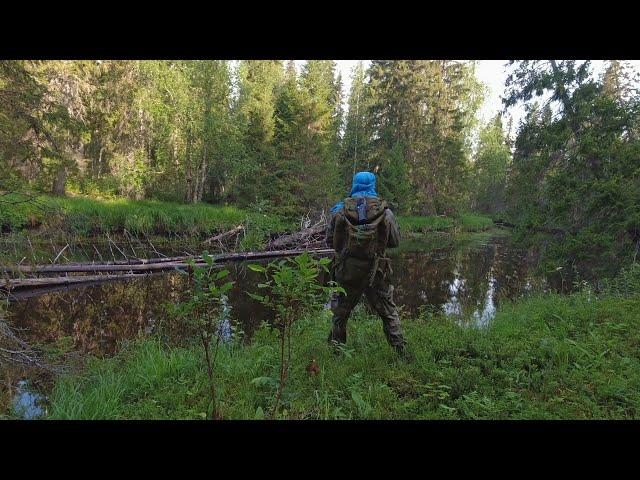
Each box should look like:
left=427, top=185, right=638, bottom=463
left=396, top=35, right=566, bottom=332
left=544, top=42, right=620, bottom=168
left=335, top=196, right=389, bottom=260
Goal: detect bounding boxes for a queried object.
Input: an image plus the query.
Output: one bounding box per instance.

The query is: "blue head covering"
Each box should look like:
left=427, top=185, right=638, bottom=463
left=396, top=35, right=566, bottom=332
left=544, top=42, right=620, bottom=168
left=330, top=171, right=378, bottom=214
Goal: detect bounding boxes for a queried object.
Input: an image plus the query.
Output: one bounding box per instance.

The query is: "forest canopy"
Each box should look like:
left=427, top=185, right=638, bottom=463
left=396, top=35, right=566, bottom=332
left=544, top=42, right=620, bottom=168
left=1, top=60, right=639, bottom=275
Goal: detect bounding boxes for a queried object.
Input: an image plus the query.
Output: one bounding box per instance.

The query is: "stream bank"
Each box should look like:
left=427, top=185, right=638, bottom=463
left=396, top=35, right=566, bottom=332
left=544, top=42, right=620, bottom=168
left=1, top=227, right=578, bottom=418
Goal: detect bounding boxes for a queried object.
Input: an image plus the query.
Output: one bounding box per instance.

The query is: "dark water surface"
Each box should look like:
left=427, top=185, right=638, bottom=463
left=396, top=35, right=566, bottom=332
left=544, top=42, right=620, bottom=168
left=2, top=231, right=563, bottom=417
left=5, top=232, right=563, bottom=355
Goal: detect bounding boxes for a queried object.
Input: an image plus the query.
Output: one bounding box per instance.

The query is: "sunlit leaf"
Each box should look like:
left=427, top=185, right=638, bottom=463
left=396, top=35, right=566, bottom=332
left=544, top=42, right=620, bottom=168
left=247, top=292, right=265, bottom=302
left=216, top=269, right=230, bottom=280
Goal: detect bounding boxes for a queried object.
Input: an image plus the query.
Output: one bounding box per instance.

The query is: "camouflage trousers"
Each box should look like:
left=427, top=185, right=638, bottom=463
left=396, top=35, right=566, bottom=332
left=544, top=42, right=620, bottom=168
left=328, top=257, right=406, bottom=351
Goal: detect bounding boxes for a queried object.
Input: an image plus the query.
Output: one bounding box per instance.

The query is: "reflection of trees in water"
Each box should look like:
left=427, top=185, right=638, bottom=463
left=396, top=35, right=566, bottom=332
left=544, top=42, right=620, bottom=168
left=6, top=238, right=547, bottom=362
left=390, top=237, right=536, bottom=323
left=8, top=265, right=274, bottom=356
left=9, top=275, right=191, bottom=356
left=226, top=264, right=274, bottom=340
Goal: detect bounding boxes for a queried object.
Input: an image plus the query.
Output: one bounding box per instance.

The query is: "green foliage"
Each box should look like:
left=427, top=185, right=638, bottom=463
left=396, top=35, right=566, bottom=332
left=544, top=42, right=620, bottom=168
left=246, top=252, right=344, bottom=415
left=3, top=58, right=639, bottom=282
left=168, top=253, right=234, bottom=419
left=48, top=276, right=640, bottom=419
left=398, top=216, right=454, bottom=233
left=471, top=115, right=512, bottom=214
left=0, top=192, right=48, bottom=231
left=364, top=60, right=484, bottom=215
left=340, top=61, right=369, bottom=181
left=2, top=60, right=485, bottom=221
left=247, top=253, right=341, bottom=318
left=458, top=213, right=494, bottom=232
left=602, top=263, right=640, bottom=297
left=397, top=213, right=492, bottom=234
left=505, top=60, right=640, bottom=277
left=0, top=193, right=259, bottom=236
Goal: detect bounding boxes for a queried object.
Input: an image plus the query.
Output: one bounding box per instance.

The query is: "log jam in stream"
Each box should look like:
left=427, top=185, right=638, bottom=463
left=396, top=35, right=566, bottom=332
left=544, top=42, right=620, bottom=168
left=1, top=248, right=335, bottom=291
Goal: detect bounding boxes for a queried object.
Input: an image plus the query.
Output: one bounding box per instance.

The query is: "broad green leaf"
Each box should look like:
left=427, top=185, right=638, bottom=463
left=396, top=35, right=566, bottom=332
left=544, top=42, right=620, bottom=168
left=216, top=269, right=230, bottom=280
left=247, top=292, right=265, bottom=302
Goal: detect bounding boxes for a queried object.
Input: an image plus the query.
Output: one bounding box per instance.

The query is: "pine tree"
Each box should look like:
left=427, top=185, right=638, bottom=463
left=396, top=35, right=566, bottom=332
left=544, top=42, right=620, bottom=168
left=364, top=60, right=482, bottom=214
left=341, top=61, right=370, bottom=184
left=296, top=60, right=342, bottom=214
left=233, top=60, right=285, bottom=207
left=471, top=114, right=511, bottom=213
left=601, top=60, right=640, bottom=106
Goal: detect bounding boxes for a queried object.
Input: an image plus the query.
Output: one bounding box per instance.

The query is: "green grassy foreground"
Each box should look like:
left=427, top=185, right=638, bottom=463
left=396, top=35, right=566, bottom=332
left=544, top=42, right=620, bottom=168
left=47, top=267, right=640, bottom=420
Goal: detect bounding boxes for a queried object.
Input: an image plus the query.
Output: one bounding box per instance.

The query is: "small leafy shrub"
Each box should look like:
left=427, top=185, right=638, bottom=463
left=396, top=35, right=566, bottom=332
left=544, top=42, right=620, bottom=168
left=247, top=252, right=343, bottom=416
left=169, top=252, right=233, bottom=419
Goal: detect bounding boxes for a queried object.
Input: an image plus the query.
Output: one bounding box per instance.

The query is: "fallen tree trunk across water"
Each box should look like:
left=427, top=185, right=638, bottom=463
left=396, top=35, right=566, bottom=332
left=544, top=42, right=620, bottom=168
left=1, top=248, right=336, bottom=290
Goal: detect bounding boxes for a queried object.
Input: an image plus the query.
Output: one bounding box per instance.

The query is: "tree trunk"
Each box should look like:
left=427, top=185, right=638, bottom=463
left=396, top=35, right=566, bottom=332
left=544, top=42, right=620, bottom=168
left=195, top=144, right=207, bottom=203
left=185, top=132, right=193, bottom=203
left=98, top=146, right=105, bottom=176
left=52, top=167, right=67, bottom=196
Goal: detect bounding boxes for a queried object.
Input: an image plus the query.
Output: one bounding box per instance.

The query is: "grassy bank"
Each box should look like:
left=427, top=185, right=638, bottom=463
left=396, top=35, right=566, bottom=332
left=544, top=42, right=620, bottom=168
left=46, top=266, right=640, bottom=420
left=398, top=213, right=493, bottom=234
left=0, top=193, right=289, bottom=237
left=0, top=193, right=495, bottom=264
left=1, top=193, right=492, bottom=239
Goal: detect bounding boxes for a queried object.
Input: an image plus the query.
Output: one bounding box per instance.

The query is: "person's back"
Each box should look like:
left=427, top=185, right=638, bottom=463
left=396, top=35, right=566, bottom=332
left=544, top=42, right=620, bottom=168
left=326, top=171, right=406, bottom=355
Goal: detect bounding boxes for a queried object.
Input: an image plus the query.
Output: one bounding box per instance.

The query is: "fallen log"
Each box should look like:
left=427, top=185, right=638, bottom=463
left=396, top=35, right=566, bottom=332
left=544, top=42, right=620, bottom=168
left=1, top=248, right=336, bottom=283
left=5, top=261, right=207, bottom=274
left=3, top=273, right=153, bottom=290
left=204, top=224, right=244, bottom=245
left=5, top=274, right=169, bottom=300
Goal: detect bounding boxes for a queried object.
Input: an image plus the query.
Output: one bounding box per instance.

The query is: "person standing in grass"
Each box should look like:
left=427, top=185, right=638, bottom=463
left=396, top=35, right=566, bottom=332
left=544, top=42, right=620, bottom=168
left=326, top=171, right=408, bottom=357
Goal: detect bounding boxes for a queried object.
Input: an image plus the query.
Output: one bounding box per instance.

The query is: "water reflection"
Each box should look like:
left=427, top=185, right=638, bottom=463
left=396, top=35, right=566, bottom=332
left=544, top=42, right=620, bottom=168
left=472, top=276, right=496, bottom=327
left=6, top=265, right=269, bottom=358
left=388, top=235, right=557, bottom=327
left=3, top=233, right=570, bottom=417
left=12, top=380, right=46, bottom=419
left=5, top=234, right=560, bottom=361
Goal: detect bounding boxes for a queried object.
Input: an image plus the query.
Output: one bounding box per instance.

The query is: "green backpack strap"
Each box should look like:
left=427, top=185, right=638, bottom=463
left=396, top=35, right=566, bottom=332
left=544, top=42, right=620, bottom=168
left=344, top=197, right=388, bottom=224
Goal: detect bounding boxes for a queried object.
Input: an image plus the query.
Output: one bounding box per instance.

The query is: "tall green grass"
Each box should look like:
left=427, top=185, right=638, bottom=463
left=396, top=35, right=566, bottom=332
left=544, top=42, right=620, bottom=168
left=0, top=193, right=289, bottom=239
left=398, top=213, right=493, bottom=234
left=2, top=192, right=493, bottom=238
left=48, top=276, right=640, bottom=419
left=54, top=196, right=249, bottom=236
left=398, top=215, right=454, bottom=233
left=458, top=213, right=494, bottom=232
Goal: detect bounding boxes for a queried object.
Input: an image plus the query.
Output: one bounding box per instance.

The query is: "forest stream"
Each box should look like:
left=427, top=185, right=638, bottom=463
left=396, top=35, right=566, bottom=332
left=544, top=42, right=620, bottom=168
left=3, top=230, right=567, bottom=418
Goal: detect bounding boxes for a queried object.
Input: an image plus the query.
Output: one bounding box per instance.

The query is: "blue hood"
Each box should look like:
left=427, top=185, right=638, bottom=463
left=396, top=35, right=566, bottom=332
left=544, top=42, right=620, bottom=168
left=330, top=171, right=378, bottom=214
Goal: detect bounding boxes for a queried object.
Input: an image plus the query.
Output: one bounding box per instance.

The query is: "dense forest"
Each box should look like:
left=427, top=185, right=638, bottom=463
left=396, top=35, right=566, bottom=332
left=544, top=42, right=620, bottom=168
left=1, top=60, right=639, bottom=274
left=3, top=60, right=640, bottom=421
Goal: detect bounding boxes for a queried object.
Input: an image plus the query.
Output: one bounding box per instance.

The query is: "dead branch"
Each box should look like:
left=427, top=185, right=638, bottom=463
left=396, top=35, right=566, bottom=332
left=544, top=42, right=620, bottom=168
left=52, top=243, right=69, bottom=264
left=203, top=224, right=244, bottom=245
left=266, top=223, right=327, bottom=251
left=0, top=315, right=63, bottom=373
left=1, top=248, right=336, bottom=289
